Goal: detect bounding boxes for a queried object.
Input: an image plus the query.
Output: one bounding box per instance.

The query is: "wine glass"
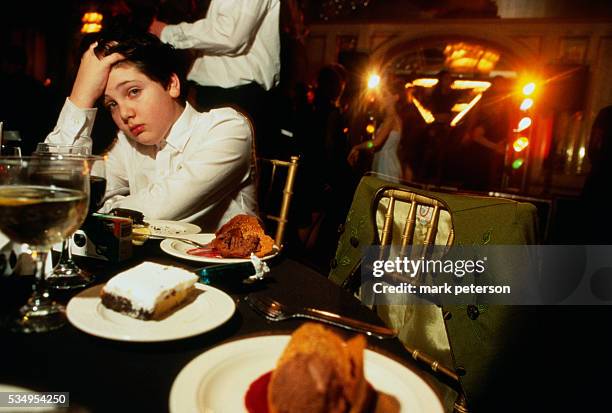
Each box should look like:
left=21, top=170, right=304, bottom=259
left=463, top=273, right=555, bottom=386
left=88, top=157, right=107, bottom=217
left=34, top=143, right=97, bottom=290
left=0, top=156, right=90, bottom=332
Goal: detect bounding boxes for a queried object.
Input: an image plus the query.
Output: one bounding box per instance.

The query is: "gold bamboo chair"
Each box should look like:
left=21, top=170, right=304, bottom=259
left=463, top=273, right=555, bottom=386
left=376, top=187, right=455, bottom=261
left=257, top=156, right=299, bottom=250
left=332, top=181, right=462, bottom=409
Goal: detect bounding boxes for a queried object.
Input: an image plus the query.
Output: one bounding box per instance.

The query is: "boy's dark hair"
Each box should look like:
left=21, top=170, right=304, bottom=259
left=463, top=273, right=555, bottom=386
left=94, top=27, right=187, bottom=99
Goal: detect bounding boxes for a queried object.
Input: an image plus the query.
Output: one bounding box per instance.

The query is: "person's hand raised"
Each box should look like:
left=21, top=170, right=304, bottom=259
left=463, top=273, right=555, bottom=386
left=69, top=42, right=124, bottom=109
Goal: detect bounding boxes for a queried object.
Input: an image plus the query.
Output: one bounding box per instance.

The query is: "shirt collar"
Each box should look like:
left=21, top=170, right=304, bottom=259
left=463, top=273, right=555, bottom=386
left=157, top=103, right=198, bottom=153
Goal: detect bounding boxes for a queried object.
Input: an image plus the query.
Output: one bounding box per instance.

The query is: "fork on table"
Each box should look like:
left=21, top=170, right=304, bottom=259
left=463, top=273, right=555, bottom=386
left=246, top=294, right=397, bottom=339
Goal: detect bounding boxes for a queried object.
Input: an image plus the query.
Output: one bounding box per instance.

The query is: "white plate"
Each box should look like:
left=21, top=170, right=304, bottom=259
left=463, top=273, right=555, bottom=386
left=160, top=234, right=279, bottom=264
left=66, top=283, right=235, bottom=342
left=169, top=335, right=443, bottom=413
left=145, top=219, right=201, bottom=238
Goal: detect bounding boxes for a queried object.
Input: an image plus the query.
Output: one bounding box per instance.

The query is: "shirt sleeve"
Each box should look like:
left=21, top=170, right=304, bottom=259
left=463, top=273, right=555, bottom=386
left=160, top=0, right=269, bottom=55
left=45, top=98, right=96, bottom=148
left=104, top=109, right=253, bottom=220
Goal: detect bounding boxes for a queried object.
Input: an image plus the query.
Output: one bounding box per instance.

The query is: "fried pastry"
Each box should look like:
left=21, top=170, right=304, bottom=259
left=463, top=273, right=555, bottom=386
left=211, top=214, right=275, bottom=258
left=267, top=323, right=400, bottom=413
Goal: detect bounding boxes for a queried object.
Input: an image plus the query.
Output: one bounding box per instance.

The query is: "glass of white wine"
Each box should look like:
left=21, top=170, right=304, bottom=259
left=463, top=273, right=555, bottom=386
left=0, top=156, right=89, bottom=332
left=34, top=143, right=98, bottom=290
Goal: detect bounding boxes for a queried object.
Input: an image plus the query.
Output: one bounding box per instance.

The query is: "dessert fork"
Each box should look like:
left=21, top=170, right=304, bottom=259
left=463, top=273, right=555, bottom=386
left=160, top=235, right=210, bottom=249
left=246, top=294, right=397, bottom=339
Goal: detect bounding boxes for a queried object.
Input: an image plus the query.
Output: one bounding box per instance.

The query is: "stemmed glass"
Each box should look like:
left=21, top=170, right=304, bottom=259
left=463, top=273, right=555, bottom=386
left=88, top=157, right=107, bottom=218
left=33, top=143, right=102, bottom=289
left=0, top=156, right=90, bottom=332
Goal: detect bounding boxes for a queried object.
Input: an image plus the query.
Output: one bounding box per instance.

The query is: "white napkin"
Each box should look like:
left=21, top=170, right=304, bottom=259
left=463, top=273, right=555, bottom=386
left=247, top=253, right=270, bottom=282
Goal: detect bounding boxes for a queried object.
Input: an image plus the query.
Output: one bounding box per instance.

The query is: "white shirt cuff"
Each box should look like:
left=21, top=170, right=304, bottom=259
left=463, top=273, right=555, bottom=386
left=160, top=25, right=183, bottom=47
left=58, top=97, right=97, bottom=138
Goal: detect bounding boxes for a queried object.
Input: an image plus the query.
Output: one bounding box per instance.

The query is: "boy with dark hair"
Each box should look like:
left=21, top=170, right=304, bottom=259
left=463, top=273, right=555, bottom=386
left=46, top=29, right=257, bottom=231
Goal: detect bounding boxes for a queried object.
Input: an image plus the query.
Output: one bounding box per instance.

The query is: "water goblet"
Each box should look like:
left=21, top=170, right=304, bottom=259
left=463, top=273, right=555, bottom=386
left=0, top=156, right=90, bottom=332
left=33, top=143, right=100, bottom=290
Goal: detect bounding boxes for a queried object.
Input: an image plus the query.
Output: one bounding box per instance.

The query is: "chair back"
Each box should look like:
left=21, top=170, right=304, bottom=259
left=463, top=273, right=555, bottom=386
left=375, top=188, right=455, bottom=260
left=257, top=156, right=299, bottom=249
left=330, top=175, right=539, bottom=412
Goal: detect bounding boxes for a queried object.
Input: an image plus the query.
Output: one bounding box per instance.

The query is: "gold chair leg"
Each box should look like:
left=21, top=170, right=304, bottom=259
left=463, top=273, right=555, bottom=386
left=453, top=392, right=469, bottom=413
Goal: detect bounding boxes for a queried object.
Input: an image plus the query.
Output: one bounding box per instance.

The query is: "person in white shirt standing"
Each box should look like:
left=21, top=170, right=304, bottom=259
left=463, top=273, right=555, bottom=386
left=149, top=0, right=281, bottom=157
left=45, top=28, right=257, bottom=232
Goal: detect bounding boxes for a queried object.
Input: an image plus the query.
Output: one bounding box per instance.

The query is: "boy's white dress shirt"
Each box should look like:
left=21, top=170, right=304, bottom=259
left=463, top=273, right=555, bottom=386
left=46, top=98, right=257, bottom=232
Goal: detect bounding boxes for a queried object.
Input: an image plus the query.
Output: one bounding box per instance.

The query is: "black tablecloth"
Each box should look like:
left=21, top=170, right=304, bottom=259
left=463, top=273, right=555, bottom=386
left=0, top=241, right=449, bottom=412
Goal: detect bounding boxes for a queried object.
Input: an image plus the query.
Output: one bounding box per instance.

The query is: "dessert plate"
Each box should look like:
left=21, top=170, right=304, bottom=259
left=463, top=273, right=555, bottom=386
left=160, top=234, right=279, bottom=264
left=66, top=283, right=235, bottom=342
left=144, top=220, right=201, bottom=238
left=169, top=335, right=443, bottom=413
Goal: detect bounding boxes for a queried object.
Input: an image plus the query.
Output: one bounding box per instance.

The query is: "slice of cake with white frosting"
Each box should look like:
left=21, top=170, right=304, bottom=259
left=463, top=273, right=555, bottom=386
left=101, top=261, right=198, bottom=320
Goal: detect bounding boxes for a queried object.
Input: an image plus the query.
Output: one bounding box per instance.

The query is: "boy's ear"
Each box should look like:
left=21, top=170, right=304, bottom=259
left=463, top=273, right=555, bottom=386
left=167, top=73, right=181, bottom=98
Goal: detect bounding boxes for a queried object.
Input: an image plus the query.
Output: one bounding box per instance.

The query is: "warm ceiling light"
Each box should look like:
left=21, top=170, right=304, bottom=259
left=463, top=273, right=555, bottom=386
left=476, top=59, right=496, bottom=73
left=82, top=12, right=103, bottom=24
left=444, top=42, right=500, bottom=73
left=522, top=82, right=536, bottom=96
left=367, top=73, right=380, bottom=90
left=411, top=97, right=435, bottom=124
left=514, top=117, right=532, bottom=132
left=81, top=11, right=103, bottom=33
left=450, top=93, right=482, bottom=127
left=513, top=137, right=529, bottom=152
left=520, top=98, right=534, bottom=111
left=451, top=80, right=491, bottom=92
left=412, top=78, right=438, bottom=88
left=451, top=103, right=469, bottom=112
left=81, top=23, right=102, bottom=33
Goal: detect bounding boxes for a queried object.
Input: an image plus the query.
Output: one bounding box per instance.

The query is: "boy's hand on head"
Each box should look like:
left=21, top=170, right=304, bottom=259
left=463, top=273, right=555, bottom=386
left=69, top=42, right=125, bottom=109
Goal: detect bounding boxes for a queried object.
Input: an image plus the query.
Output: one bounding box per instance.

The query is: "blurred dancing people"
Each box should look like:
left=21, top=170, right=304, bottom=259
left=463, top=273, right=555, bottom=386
left=420, top=70, right=461, bottom=184
left=293, top=64, right=356, bottom=273
left=348, top=77, right=407, bottom=183
left=458, top=76, right=510, bottom=191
